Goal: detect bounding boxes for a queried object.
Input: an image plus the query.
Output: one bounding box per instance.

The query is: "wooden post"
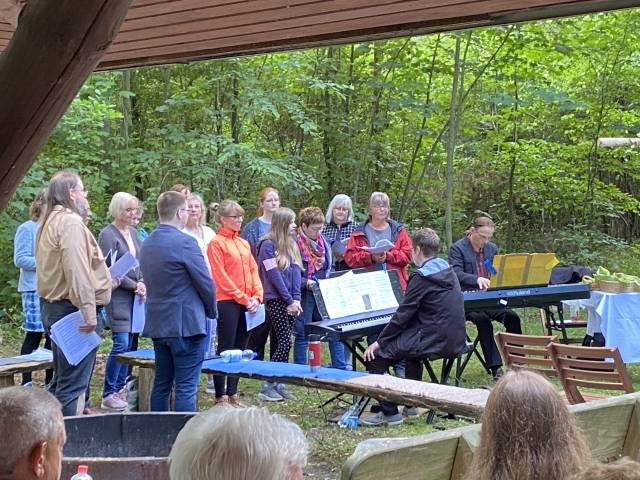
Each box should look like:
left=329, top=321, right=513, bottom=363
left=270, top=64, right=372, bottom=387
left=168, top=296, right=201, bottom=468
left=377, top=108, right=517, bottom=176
left=0, top=0, right=133, bottom=211
left=0, top=374, right=15, bottom=388
left=137, top=366, right=154, bottom=412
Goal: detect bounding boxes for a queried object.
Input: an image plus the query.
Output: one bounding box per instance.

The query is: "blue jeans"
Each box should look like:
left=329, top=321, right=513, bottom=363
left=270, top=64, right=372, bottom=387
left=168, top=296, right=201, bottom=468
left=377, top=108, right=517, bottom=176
left=293, top=290, right=347, bottom=370
left=103, top=331, right=131, bottom=397
left=150, top=335, right=206, bottom=412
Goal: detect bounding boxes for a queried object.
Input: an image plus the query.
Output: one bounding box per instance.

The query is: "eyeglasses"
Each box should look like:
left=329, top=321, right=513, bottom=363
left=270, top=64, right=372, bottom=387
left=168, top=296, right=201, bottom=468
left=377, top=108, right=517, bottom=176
left=306, top=224, right=324, bottom=233
left=372, top=205, right=388, bottom=210
left=224, top=215, right=244, bottom=220
left=179, top=208, right=195, bottom=214
left=125, top=207, right=140, bottom=213
left=333, top=207, right=349, bottom=212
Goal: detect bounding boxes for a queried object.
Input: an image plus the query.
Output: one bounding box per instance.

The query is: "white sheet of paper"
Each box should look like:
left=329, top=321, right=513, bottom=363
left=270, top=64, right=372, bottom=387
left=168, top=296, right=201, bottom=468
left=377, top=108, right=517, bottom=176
left=357, top=239, right=395, bottom=254
left=109, top=251, right=138, bottom=279
left=131, top=296, right=146, bottom=334
left=50, top=311, right=101, bottom=366
left=245, top=303, right=266, bottom=331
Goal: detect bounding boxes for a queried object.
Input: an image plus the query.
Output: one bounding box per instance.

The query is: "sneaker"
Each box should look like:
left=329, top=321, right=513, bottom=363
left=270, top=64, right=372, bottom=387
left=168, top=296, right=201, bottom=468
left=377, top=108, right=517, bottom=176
left=275, top=383, right=296, bottom=400
left=205, top=379, right=216, bottom=395
left=257, top=385, right=284, bottom=402
left=228, top=394, right=247, bottom=408
left=361, top=411, right=404, bottom=427
left=403, top=406, right=419, bottom=418
left=215, top=395, right=231, bottom=407
left=22, top=381, right=33, bottom=388
left=491, top=367, right=504, bottom=381
left=101, top=393, right=128, bottom=411
left=116, top=387, right=128, bottom=402
left=82, top=407, right=93, bottom=415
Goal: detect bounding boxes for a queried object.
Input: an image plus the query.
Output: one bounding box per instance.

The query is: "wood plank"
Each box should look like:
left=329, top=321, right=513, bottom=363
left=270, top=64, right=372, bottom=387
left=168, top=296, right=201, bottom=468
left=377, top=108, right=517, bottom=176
left=0, top=360, right=52, bottom=375
left=0, top=0, right=134, bottom=212
left=137, top=365, right=154, bottom=411
left=450, top=431, right=480, bottom=480
left=622, top=399, right=640, bottom=461
left=0, top=374, right=15, bottom=387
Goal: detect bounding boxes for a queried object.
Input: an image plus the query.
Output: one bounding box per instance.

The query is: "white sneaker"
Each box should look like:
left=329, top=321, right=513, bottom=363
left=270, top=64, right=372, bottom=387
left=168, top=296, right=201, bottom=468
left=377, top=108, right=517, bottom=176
left=101, top=393, right=128, bottom=411
left=205, top=379, right=216, bottom=395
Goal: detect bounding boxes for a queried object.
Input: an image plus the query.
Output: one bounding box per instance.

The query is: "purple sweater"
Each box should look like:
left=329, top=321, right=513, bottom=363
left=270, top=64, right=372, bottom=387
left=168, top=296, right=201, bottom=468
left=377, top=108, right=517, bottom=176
left=257, top=239, right=302, bottom=305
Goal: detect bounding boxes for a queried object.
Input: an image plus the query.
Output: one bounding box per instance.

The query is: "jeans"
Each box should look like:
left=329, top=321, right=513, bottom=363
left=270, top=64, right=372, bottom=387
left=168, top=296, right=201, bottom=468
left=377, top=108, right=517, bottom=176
left=102, top=331, right=131, bottom=397
left=293, top=289, right=347, bottom=369
left=150, top=335, right=206, bottom=412
left=20, top=331, right=53, bottom=385
left=41, top=299, right=98, bottom=417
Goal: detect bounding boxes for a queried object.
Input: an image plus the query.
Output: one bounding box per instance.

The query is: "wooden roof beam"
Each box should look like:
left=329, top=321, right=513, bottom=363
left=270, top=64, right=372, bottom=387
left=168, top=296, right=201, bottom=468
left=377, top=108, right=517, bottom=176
left=0, top=0, right=133, bottom=211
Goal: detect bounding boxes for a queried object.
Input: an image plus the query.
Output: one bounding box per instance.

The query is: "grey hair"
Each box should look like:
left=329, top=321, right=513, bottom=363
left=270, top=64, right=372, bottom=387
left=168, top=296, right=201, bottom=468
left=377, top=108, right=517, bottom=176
left=169, top=406, right=308, bottom=480
left=0, top=387, right=64, bottom=474
left=325, top=194, right=354, bottom=223
left=186, top=193, right=207, bottom=225
left=108, top=192, right=137, bottom=219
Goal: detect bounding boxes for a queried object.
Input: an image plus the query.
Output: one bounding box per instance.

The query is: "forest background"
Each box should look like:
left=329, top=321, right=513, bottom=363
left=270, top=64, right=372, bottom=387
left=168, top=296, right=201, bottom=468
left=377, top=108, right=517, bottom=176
left=1, top=8, right=640, bottom=320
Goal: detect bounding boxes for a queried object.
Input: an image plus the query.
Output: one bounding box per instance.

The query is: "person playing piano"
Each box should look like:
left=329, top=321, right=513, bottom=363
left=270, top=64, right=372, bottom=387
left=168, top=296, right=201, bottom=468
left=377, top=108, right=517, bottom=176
left=362, top=228, right=467, bottom=426
left=448, top=216, right=522, bottom=380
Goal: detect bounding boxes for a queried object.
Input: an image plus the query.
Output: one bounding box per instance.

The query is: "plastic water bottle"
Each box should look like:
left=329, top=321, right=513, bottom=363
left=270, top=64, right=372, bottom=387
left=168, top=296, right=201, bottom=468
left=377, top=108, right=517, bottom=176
left=70, top=465, right=93, bottom=480
left=220, top=349, right=256, bottom=363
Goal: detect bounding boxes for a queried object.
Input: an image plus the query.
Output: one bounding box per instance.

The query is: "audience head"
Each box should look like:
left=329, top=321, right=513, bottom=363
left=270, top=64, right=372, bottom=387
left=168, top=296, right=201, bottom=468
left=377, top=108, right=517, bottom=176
left=212, top=200, right=245, bottom=232
left=29, top=189, right=46, bottom=222
left=298, top=207, right=324, bottom=240
left=169, top=183, right=191, bottom=197
left=157, top=191, right=189, bottom=229
left=467, top=216, right=495, bottom=251
left=326, top=194, right=354, bottom=225
left=572, top=457, right=640, bottom=480
left=0, top=387, right=65, bottom=480
left=108, top=192, right=139, bottom=226
left=42, top=171, right=88, bottom=221
left=468, top=369, right=590, bottom=480
left=256, top=187, right=280, bottom=218
left=186, top=194, right=207, bottom=226
left=169, top=406, right=308, bottom=480
left=265, top=207, right=302, bottom=270
left=411, top=228, right=440, bottom=263
left=367, top=192, right=390, bottom=222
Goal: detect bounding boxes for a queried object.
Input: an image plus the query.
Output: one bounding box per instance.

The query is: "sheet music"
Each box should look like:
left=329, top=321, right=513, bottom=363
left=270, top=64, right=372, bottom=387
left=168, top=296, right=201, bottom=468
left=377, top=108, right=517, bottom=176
left=245, top=303, right=266, bottom=331
left=50, top=311, right=101, bottom=366
left=318, top=270, right=398, bottom=319
left=109, top=251, right=138, bottom=279
left=131, top=296, right=146, bottom=334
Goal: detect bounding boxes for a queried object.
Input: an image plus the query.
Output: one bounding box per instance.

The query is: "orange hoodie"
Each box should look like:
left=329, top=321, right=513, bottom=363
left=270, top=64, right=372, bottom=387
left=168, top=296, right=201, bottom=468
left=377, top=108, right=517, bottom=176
left=207, top=227, right=263, bottom=305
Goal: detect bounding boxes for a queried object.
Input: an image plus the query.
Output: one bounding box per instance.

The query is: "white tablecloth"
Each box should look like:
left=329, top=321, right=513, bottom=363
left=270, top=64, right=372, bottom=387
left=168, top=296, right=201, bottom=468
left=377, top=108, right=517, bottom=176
left=566, top=291, right=640, bottom=363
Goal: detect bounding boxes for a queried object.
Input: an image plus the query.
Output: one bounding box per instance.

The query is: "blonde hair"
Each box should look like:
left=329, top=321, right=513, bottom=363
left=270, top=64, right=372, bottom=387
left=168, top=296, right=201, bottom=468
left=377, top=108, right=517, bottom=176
left=572, top=458, right=640, bottom=480
left=264, top=207, right=302, bottom=270
left=256, top=187, right=279, bottom=217
left=467, top=370, right=591, bottom=480
left=211, top=200, right=245, bottom=226
left=108, top=192, right=137, bottom=219
left=169, top=407, right=308, bottom=480
left=186, top=193, right=207, bottom=225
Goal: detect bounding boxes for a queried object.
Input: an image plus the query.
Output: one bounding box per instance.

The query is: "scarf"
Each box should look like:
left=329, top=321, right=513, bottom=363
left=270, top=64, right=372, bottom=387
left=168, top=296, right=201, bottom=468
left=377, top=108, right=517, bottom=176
left=296, top=229, right=325, bottom=279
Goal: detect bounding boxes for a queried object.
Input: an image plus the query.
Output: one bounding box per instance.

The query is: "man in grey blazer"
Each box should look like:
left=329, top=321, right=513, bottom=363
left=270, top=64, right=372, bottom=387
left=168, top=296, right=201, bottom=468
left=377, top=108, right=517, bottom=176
left=140, top=191, right=217, bottom=411
left=448, top=216, right=521, bottom=380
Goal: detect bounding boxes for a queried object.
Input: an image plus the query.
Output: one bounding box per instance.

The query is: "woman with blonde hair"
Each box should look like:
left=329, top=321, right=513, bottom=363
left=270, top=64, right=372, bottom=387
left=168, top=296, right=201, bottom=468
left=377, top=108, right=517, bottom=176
left=467, top=369, right=591, bottom=480
left=207, top=200, right=263, bottom=407
left=248, top=207, right=302, bottom=401
left=241, top=187, right=280, bottom=258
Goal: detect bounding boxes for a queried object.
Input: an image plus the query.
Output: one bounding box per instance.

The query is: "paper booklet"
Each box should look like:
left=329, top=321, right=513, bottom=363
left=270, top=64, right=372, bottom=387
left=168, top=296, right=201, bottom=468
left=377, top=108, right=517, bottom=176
left=331, top=238, right=349, bottom=256
left=357, top=238, right=395, bottom=254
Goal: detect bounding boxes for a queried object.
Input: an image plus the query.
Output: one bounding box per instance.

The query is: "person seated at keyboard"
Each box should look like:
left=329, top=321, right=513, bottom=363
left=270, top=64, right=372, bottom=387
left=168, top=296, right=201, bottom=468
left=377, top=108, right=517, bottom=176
left=361, top=228, right=467, bottom=427
left=448, top=216, right=521, bottom=380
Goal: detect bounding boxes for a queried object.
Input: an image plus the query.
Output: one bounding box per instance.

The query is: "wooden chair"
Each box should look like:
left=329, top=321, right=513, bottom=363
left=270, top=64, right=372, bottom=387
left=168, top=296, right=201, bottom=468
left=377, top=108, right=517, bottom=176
left=547, top=343, right=634, bottom=404
left=494, top=331, right=557, bottom=378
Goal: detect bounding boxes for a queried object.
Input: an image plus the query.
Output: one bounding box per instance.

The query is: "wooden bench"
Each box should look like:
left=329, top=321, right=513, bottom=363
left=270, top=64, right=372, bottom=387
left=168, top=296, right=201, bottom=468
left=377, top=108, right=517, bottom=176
left=342, top=391, right=640, bottom=480
left=0, top=358, right=53, bottom=387
left=118, top=351, right=489, bottom=418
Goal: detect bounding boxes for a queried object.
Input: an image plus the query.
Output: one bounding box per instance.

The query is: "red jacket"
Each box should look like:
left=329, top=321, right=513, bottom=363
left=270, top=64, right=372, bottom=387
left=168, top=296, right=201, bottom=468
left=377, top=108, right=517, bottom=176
left=344, top=219, right=412, bottom=289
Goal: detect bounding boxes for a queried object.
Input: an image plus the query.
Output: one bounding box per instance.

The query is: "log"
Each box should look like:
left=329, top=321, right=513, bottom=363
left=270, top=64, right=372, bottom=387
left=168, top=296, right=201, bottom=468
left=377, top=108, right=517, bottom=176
left=597, top=137, right=640, bottom=148
left=0, top=0, right=24, bottom=27
left=0, top=0, right=132, bottom=211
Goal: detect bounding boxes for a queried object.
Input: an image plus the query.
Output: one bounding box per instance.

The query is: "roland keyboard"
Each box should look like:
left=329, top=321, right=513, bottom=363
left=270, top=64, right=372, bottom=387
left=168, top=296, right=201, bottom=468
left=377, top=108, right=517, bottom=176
left=305, top=313, right=394, bottom=341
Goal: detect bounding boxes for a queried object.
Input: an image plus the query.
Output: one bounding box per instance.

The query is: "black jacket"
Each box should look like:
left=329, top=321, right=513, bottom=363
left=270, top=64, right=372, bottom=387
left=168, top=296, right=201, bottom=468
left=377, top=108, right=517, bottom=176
left=376, top=257, right=467, bottom=360
left=448, top=236, right=498, bottom=290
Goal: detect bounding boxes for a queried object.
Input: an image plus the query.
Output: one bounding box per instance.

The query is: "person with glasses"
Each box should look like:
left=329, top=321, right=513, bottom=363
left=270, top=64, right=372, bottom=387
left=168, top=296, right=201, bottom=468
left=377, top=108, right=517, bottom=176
left=322, top=194, right=357, bottom=272
left=97, top=192, right=145, bottom=411
left=292, top=207, right=346, bottom=370
left=207, top=200, right=263, bottom=407
left=344, top=192, right=412, bottom=290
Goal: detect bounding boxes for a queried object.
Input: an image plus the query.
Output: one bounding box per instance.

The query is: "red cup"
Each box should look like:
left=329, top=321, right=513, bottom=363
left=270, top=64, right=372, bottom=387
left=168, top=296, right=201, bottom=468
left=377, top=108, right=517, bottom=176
left=308, top=334, right=322, bottom=372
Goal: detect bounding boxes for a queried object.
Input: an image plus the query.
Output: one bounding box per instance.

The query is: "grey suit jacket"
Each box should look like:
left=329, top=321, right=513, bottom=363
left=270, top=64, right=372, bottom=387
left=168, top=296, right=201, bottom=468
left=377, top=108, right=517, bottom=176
left=97, top=224, right=143, bottom=332
left=140, top=224, right=217, bottom=339
left=448, top=236, right=498, bottom=290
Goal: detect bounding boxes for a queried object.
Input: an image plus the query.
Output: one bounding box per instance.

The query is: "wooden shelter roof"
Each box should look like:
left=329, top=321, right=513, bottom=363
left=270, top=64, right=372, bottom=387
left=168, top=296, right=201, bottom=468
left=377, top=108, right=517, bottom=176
left=1, top=0, right=640, bottom=71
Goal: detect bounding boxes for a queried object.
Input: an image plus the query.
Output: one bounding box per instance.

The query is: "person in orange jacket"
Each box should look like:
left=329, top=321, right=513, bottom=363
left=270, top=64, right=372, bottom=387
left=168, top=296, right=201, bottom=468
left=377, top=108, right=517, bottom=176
left=207, top=200, right=263, bottom=407
left=344, top=192, right=412, bottom=290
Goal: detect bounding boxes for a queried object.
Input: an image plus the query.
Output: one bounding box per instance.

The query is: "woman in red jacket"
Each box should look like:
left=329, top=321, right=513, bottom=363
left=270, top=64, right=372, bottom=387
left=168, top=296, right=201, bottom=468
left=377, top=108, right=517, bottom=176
left=208, top=200, right=263, bottom=407
left=344, top=192, right=412, bottom=289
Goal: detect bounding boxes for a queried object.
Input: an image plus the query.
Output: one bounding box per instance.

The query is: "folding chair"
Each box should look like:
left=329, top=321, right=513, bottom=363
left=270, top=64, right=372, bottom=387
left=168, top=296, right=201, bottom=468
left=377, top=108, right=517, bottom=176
left=547, top=343, right=635, bottom=404
left=495, top=331, right=557, bottom=378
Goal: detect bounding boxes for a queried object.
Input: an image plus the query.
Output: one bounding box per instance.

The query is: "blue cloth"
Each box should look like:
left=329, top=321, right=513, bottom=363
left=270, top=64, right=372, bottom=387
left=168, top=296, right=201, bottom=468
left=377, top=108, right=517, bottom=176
left=103, top=331, right=131, bottom=397
left=151, top=335, right=207, bottom=412
left=257, top=239, right=301, bottom=305
left=120, top=349, right=367, bottom=381
left=241, top=218, right=271, bottom=258
left=21, top=291, right=43, bottom=332
left=14, top=220, right=38, bottom=292
left=140, top=224, right=217, bottom=339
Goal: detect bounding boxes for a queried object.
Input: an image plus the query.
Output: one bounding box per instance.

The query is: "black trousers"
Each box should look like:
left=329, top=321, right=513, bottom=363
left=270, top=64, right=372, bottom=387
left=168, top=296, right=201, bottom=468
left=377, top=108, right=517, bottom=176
left=466, top=308, right=521, bottom=369
left=367, top=355, right=423, bottom=416
left=20, top=331, right=53, bottom=385
left=213, top=300, right=249, bottom=397
left=247, top=306, right=275, bottom=361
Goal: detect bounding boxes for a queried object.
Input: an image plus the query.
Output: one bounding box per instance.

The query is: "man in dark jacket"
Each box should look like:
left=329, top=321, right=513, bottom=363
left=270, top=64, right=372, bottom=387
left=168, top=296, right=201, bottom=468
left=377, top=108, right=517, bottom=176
left=362, top=228, right=467, bottom=426
left=448, top=216, right=521, bottom=380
